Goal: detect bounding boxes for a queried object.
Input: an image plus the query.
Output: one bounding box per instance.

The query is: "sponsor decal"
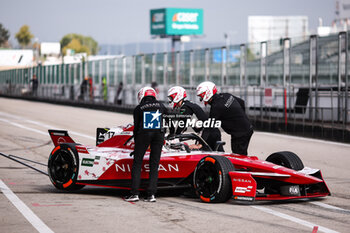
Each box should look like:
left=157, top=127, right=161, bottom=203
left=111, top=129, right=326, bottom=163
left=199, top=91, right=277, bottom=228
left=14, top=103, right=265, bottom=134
left=232, top=178, right=252, bottom=183
left=152, top=24, right=164, bottom=30
left=171, top=12, right=200, bottom=30
left=224, top=96, right=234, bottom=108
left=280, top=185, right=301, bottom=196
left=81, top=158, right=94, bottom=167
left=57, top=137, right=66, bottom=144
left=52, top=132, right=66, bottom=136
left=67, top=149, right=77, bottom=166
left=234, top=186, right=253, bottom=194
left=120, top=131, right=133, bottom=135
left=217, top=170, right=223, bottom=193
left=171, top=23, right=199, bottom=30
left=289, top=186, right=300, bottom=195
left=115, top=163, right=179, bottom=173
left=172, top=12, right=199, bottom=23
left=143, top=110, right=161, bottom=129
left=234, top=196, right=254, bottom=201
left=152, top=12, right=164, bottom=23
left=76, top=146, right=89, bottom=154
left=140, top=102, right=161, bottom=110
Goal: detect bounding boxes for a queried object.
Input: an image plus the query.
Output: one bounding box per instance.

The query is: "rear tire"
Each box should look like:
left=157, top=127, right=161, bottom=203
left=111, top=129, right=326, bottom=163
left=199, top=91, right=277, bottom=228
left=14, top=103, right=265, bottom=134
left=48, top=143, right=84, bottom=191
left=266, top=151, right=304, bottom=171
left=193, top=155, right=235, bottom=203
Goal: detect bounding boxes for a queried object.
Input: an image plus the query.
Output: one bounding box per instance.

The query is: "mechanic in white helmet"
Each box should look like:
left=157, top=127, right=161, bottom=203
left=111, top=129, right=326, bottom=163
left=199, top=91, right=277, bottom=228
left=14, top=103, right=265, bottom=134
left=196, top=81, right=253, bottom=155
left=167, top=86, right=224, bottom=151
left=124, top=87, right=167, bottom=202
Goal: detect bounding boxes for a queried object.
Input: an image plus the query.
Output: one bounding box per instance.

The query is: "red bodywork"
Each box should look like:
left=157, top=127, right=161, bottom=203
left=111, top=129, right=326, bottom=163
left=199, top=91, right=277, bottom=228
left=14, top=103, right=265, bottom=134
left=48, top=125, right=330, bottom=201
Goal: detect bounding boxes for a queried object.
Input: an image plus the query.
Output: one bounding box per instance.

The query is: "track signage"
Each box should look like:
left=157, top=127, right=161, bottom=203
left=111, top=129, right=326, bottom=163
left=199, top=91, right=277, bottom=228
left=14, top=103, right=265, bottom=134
left=150, top=8, right=203, bottom=36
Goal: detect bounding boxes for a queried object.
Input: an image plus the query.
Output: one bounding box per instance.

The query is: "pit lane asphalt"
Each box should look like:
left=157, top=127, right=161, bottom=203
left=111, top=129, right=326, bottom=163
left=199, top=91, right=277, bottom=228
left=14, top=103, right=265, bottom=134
left=0, top=97, right=349, bottom=233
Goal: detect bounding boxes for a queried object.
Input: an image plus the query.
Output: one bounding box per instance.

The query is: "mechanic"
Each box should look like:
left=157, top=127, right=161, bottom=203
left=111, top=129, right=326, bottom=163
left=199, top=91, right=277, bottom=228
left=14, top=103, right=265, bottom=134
left=196, top=81, right=253, bottom=155
left=167, top=86, right=223, bottom=152
left=124, top=87, right=167, bottom=203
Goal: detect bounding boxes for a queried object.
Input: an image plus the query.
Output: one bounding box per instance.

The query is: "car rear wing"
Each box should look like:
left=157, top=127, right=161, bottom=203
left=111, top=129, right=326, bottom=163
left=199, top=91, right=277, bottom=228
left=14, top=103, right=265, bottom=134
left=48, top=129, right=75, bottom=147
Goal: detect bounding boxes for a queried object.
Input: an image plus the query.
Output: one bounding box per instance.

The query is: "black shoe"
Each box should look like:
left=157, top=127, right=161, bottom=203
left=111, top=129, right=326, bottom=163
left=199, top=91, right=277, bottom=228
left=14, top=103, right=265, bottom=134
left=144, top=195, right=156, bottom=202
left=124, top=194, right=139, bottom=202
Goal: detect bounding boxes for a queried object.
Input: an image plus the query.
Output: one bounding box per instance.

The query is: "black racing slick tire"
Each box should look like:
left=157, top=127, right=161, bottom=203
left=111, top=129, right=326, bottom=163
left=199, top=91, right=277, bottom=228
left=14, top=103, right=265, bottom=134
left=266, top=151, right=304, bottom=171
left=193, top=155, right=235, bottom=203
left=48, top=143, right=84, bottom=191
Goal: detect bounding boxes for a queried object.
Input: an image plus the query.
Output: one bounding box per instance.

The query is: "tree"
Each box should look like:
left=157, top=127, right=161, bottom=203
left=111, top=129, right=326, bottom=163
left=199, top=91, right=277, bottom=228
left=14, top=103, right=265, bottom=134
left=0, top=23, right=10, bottom=47
left=60, top=33, right=98, bottom=55
left=15, top=25, right=34, bottom=48
left=62, top=38, right=89, bottom=55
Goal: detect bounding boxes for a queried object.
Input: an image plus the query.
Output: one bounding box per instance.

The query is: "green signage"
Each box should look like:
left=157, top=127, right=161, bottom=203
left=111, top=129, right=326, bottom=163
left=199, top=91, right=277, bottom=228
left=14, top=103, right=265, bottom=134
left=150, top=8, right=203, bottom=36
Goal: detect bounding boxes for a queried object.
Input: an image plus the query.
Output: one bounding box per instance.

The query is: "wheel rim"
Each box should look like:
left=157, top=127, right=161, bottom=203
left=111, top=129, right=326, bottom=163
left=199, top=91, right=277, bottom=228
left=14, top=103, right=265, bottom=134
left=50, top=150, right=74, bottom=183
left=195, top=162, right=219, bottom=198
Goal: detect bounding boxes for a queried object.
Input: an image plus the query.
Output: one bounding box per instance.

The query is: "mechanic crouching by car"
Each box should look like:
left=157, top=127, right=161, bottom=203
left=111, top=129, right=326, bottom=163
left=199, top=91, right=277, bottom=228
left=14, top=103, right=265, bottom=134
left=124, top=87, right=167, bottom=203
left=167, top=86, right=224, bottom=152
left=196, top=81, right=253, bottom=155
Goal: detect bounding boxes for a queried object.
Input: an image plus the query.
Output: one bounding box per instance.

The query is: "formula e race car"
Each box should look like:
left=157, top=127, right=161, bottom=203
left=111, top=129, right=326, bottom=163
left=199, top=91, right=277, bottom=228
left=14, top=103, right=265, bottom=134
left=47, top=125, right=330, bottom=203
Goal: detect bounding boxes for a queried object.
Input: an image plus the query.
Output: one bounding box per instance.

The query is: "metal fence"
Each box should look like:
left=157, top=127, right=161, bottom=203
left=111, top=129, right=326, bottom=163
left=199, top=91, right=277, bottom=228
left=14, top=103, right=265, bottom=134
left=0, top=32, right=349, bottom=141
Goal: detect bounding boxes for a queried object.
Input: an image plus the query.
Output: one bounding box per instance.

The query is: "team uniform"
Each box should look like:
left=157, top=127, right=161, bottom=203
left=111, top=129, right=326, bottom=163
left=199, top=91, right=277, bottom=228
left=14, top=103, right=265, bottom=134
left=168, top=86, right=223, bottom=152
left=174, top=100, right=223, bottom=151
left=196, top=82, right=253, bottom=155
left=125, top=87, right=166, bottom=202
left=209, top=93, right=253, bottom=155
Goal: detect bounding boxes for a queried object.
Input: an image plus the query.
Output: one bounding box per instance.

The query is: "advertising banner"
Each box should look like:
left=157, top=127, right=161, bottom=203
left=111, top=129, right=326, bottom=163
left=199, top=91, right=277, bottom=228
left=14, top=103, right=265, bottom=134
left=150, top=8, right=203, bottom=36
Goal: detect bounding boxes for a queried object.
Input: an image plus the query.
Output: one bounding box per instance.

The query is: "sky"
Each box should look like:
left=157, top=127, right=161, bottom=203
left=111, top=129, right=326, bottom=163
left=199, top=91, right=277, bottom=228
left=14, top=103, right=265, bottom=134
left=1, top=0, right=335, bottom=48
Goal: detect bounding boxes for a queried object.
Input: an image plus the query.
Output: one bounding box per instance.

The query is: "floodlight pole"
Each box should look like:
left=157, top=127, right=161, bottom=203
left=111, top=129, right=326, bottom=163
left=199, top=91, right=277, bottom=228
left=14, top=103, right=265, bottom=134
left=171, top=35, right=181, bottom=52
left=171, top=36, right=181, bottom=85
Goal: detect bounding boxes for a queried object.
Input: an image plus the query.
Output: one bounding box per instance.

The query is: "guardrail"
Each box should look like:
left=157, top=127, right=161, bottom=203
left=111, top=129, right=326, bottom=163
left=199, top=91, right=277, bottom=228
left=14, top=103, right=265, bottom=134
left=0, top=32, right=349, bottom=142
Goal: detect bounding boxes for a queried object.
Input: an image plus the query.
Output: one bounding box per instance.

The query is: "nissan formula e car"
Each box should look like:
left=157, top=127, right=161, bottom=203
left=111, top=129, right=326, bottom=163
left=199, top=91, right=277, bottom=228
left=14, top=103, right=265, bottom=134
left=47, top=125, right=330, bottom=203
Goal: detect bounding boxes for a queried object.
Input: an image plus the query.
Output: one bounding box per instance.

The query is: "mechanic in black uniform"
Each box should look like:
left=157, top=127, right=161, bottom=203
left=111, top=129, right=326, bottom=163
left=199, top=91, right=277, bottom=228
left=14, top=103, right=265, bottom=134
left=124, top=87, right=167, bottom=202
left=167, top=86, right=223, bottom=152
left=196, top=81, right=253, bottom=155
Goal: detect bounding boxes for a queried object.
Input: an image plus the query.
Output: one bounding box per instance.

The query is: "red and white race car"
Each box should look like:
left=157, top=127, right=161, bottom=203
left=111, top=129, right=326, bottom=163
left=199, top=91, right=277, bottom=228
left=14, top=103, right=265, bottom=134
left=47, top=125, right=330, bottom=203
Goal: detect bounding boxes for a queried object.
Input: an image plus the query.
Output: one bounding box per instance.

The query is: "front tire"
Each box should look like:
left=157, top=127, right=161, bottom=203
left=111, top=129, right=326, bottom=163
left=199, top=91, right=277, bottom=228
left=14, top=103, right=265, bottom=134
left=48, top=143, right=84, bottom=190
left=193, top=155, right=235, bottom=203
left=266, top=151, right=304, bottom=171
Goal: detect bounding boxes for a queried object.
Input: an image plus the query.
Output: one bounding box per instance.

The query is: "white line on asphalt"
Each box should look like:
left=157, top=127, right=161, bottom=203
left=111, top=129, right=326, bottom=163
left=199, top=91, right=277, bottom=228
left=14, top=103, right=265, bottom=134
left=252, top=206, right=338, bottom=233
left=256, top=131, right=350, bottom=148
left=311, top=202, right=350, bottom=213
left=0, top=115, right=95, bottom=141
left=25, top=119, right=95, bottom=140
left=0, top=111, right=23, bottom=120
left=0, top=179, right=54, bottom=233
left=0, top=118, right=47, bottom=135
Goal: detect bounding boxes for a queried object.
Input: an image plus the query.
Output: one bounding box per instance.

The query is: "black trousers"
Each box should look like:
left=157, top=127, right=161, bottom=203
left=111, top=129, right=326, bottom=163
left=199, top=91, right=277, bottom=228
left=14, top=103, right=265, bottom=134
left=131, top=131, right=164, bottom=195
left=230, top=130, right=253, bottom=155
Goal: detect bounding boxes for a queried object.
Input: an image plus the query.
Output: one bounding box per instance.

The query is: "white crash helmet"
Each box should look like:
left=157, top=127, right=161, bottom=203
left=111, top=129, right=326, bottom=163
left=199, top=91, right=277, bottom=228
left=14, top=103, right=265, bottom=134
left=137, top=87, right=157, bottom=103
left=168, top=86, right=187, bottom=108
left=196, top=81, right=217, bottom=105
